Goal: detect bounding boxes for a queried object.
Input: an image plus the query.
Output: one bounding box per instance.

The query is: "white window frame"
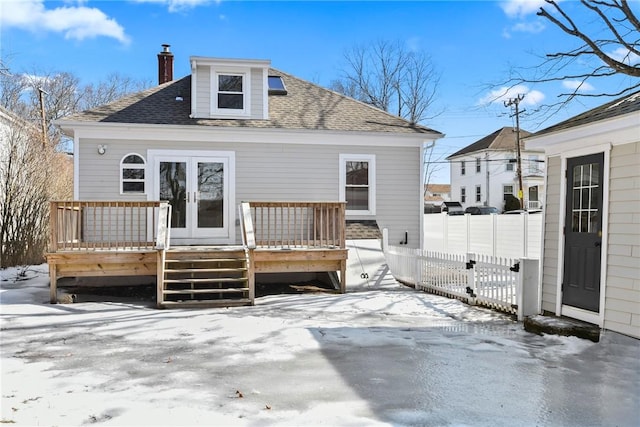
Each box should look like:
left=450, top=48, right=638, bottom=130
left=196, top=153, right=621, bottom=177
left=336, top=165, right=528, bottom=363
left=506, top=157, right=515, bottom=172
left=120, top=153, right=146, bottom=194
left=503, top=184, right=514, bottom=200
left=475, top=157, right=481, bottom=173
left=460, top=187, right=466, bottom=203
left=461, top=160, right=466, bottom=175
left=475, top=185, right=481, bottom=203
left=339, top=154, right=376, bottom=216
left=211, top=70, right=250, bottom=117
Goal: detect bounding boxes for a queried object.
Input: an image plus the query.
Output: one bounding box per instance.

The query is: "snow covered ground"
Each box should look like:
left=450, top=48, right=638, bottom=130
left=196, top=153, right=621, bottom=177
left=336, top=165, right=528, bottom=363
left=1, top=240, right=639, bottom=426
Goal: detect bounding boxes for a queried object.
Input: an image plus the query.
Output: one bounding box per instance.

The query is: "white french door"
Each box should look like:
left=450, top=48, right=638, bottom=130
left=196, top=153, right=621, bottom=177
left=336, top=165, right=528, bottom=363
left=149, top=151, right=235, bottom=244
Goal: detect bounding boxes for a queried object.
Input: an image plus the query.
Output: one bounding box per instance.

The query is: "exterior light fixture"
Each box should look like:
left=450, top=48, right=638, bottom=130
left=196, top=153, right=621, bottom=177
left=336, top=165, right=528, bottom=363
left=97, top=145, right=107, bottom=155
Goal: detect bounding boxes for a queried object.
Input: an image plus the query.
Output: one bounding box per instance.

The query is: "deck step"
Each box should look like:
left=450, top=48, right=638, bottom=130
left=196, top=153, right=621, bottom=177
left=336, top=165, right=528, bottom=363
left=164, top=277, right=247, bottom=284
left=165, top=267, right=247, bottom=274
left=159, top=247, right=253, bottom=309
left=165, top=258, right=246, bottom=263
left=163, top=288, right=249, bottom=295
left=159, top=298, right=253, bottom=309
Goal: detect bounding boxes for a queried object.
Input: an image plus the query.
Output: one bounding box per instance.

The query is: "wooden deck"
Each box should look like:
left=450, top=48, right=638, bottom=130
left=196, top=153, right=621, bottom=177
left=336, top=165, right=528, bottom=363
left=46, top=201, right=347, bottom=308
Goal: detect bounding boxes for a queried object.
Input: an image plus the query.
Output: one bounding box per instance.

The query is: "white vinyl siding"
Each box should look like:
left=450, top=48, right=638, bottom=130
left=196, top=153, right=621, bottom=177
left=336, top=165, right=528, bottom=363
left=604, top=142, right=640, bottom=338
left=540, top=155, right=561, bottom=313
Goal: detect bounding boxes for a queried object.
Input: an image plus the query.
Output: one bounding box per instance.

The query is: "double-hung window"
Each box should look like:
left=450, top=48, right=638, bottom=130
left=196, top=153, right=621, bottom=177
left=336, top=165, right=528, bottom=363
left=461, top=187, right=466, bottom=203
left=476, top=157, right=481, bottom=173
left=461, top=160, right=466, bottom=176
left=213, top=72, right=248, bottom=116
left=503, top=185, right=514, bottom=200
left=121, top=154, right=145, bottom=194
left=475, top=185, right=481, bottom=203
left=340, top=154, right=376, bottom=216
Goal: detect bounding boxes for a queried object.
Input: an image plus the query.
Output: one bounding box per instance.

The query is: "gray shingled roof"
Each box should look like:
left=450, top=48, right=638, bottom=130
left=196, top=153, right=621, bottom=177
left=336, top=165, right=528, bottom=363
left=59, top=68, right=442, bottom=136
left=532, top=90, right=640, bottom=137
left=446, top=126, right=532, bottom=159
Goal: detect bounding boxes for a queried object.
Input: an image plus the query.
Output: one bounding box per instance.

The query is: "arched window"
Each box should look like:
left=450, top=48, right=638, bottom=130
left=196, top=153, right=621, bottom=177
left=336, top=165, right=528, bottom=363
left=121, top=154, right=145, bottom=194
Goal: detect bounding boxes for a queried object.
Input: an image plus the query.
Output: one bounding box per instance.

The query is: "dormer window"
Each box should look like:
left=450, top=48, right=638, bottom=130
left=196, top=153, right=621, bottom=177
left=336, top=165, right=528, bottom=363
left=191, top=56, right=270, bottom=119
left=218, top=74, right=244, bottom=109
left=212, top=71, right=249, bottom=116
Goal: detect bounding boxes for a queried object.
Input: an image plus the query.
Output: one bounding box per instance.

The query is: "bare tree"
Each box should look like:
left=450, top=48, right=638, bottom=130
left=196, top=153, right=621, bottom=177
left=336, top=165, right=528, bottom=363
left=331, top=39, right=440, bottom=124
left=0, top=114, right=68, bottom=267
left=0, top=64, right=147, bottom=267
left=497, top=0, right=639, bottom=115
left=1, top=67, right=150, bottom=150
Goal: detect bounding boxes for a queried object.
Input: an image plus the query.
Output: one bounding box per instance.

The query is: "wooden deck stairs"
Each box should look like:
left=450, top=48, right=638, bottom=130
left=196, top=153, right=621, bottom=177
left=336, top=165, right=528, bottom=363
left=158, top=247, right=254, bottom=309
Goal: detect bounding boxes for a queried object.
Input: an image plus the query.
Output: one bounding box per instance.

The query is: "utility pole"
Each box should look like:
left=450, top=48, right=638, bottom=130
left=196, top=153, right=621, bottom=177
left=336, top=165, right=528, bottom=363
left=504, top=94, right=525, bottom=210
left=38, top=87, right=48, bottom=147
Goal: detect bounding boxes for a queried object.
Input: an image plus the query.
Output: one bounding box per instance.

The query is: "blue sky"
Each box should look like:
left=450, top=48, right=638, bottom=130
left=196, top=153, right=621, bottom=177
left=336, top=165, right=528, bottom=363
left=1, top=0, right=637, bottom=183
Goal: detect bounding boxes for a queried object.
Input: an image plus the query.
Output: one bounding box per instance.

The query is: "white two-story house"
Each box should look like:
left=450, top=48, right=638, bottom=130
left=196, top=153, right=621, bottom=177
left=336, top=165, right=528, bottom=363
left=447, top=127, right=545, bottom=211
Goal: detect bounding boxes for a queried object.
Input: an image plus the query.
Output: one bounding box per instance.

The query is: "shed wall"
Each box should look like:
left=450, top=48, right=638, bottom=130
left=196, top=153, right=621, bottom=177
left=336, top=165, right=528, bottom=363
left=604, top=141, right=640, bottom=338
left=540, top=155, right=561, bottom=313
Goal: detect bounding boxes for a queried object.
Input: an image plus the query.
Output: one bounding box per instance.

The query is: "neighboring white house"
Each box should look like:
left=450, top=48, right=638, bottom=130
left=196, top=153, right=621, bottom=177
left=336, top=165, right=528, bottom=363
left=447, top=127, right=545, bottom=212
left=54, top=46, right=443, bottom=249
left=526, top=90, right=640, bottom=339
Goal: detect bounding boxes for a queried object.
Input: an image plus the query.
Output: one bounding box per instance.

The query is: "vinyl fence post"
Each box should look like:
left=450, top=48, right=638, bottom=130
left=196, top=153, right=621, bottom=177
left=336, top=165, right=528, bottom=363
left=466, top=252, right=477, bottom=306
left=517, top=258, right=540, bottom=321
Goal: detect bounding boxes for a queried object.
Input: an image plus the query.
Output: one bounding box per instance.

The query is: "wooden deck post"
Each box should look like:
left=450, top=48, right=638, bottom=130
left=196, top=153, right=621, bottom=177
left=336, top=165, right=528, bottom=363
left=247, top=249, right=255, bottom=304
left=49, top=262, right=57, bottom=304
left=156, top=250, right=166, bottom=308
left=340, top=259, right=346, bottom=293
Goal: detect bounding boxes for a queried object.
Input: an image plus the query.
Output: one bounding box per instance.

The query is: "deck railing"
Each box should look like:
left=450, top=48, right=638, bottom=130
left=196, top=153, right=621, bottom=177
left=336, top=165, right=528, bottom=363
left=244, top=201, right=346, bottom=249
left=49, top=201, right=164, bottom=252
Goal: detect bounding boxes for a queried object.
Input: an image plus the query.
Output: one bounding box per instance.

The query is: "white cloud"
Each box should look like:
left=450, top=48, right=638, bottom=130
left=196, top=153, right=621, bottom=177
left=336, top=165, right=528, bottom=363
left=478, top=85, right=545, bottom=107
left=562, top=80, right=595, bottom=92
left=0, top=0, right=129, bottom=44
left=132, top=0, right=215, bottom=13
left=608, top=47, right=640, bottom=66
left=500, top=0, right=547, bottom=19
left=511, top=21, right=545, bottom=34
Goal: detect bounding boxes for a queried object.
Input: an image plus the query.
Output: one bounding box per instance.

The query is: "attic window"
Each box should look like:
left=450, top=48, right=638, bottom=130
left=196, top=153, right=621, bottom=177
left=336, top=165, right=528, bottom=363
left=268, top=75, right=287, bottom=95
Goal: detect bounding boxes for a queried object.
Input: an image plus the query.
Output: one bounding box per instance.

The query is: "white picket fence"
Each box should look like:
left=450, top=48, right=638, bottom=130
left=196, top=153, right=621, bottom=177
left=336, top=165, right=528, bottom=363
left=383, top=229, right=539, bottom=320
left=424, top=213, right=542, bottom=259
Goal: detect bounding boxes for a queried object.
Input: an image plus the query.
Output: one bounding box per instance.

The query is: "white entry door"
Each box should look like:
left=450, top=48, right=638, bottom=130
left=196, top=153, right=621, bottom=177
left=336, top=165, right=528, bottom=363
left=150, top=151, right=235, bottom=244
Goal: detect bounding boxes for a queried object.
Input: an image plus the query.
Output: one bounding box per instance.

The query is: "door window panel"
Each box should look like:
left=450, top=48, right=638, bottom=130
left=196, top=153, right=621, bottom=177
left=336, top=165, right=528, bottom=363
left=570, top=162, right=600, bottom=233
left=159, top=161, right=187, bottom=228
left=197, top=162, right=224, bottom=228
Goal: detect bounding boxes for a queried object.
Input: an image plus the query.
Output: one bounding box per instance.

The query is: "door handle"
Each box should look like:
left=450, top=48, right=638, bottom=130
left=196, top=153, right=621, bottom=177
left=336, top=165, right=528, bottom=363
left=595, top=241, right=601, bottom=247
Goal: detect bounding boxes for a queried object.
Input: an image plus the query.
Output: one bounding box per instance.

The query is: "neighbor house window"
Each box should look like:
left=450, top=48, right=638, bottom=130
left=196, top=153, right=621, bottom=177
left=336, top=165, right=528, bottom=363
left=461, top=161, right=466, bottom=175
left=212, top=72, right=248, bottom=115
left=503, top=185, right=514, bottom=200
left=476, top=157, right=481, bottom=173
left=339, top=154, right=376, bottom=215
left=475, top=185, right=481, bottom=203
left=506, top=157, right=515, bottom=172
left=461, top=187, right=466, bottom=203
left=121, top=154, right=145, bottom=194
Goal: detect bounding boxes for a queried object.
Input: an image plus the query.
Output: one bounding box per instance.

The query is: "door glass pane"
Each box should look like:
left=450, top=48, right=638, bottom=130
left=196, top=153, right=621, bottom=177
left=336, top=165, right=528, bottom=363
left=570, top=161, right=600, bottom=234
left=160, top=161, right=187, bottom=228
left=197, top=162, right=224, bottom=228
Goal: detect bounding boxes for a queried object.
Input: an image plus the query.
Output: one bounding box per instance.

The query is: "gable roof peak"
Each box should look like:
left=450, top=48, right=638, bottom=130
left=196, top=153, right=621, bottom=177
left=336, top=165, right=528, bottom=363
left=447, top=126, right=532, bottom=159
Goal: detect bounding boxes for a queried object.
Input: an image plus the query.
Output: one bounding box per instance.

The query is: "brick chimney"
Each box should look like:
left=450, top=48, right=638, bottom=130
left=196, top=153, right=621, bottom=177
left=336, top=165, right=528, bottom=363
left=157, top=44, right=174, bottom=85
